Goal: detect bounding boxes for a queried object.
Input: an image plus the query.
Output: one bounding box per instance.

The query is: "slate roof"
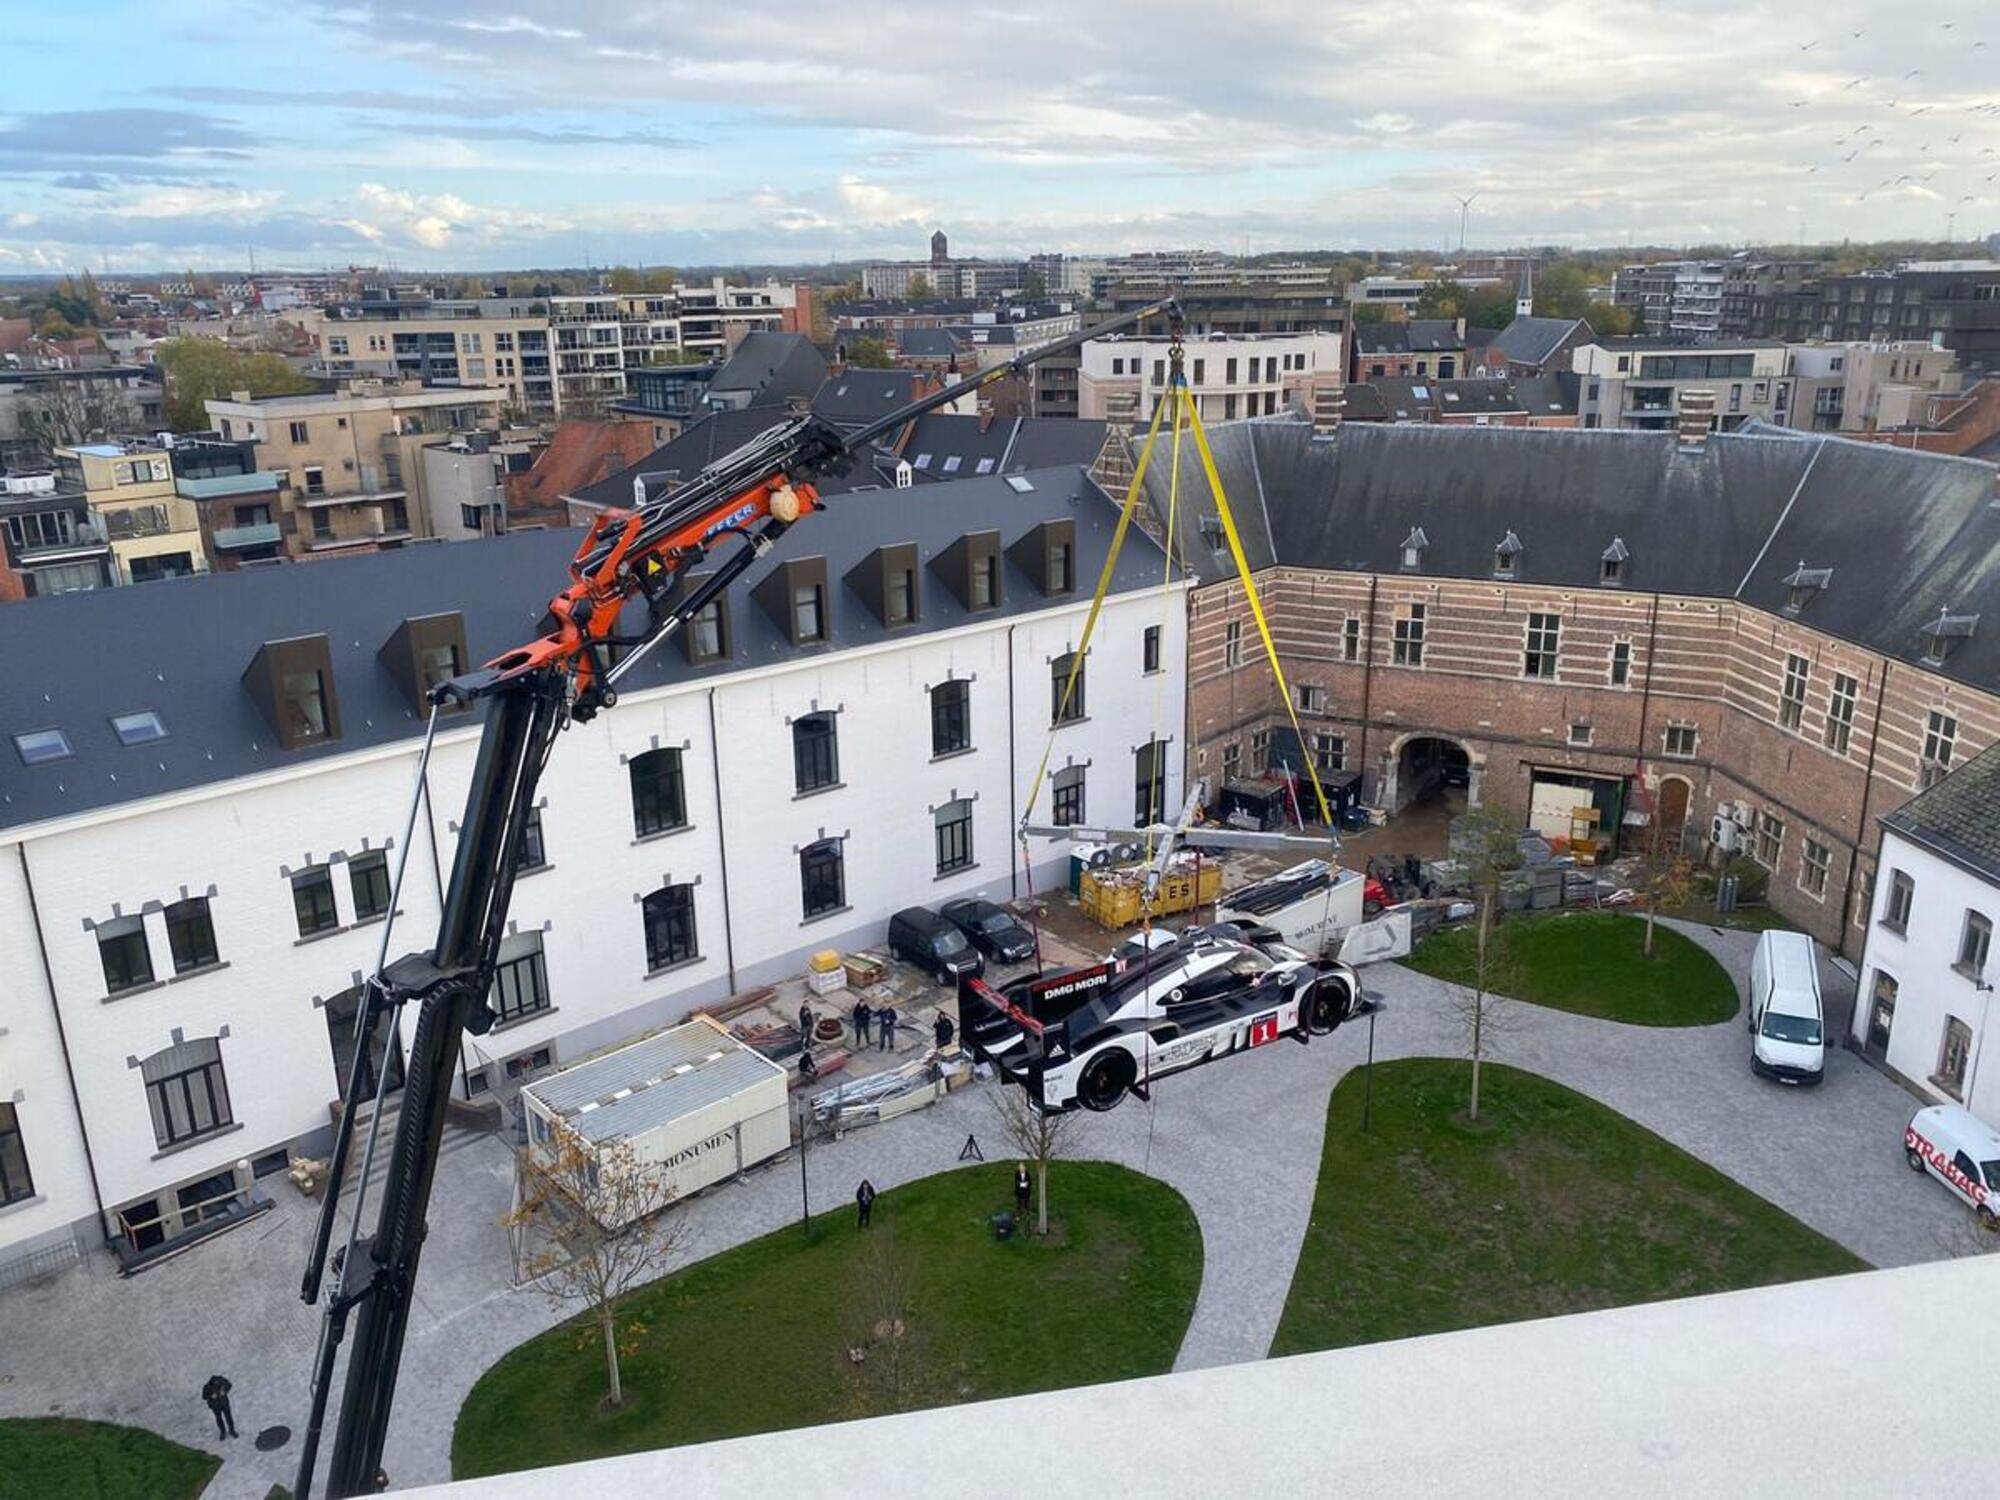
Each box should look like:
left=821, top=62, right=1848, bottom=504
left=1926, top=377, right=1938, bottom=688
left=0, top=464, right=1166, bottom=833
left=1368, top=377, right=1439, bottom=421
left=1351, top=319, right=1465, bottom=357
left=506, top=420, right=656, bottom=516
left=811, top=370, right=934, bottom=427
left=1142, top=418, right=2000, bottom=689
left=1513, top=372, right=1581, bottom=417
left=1490, top=316, right=1589, bottom=369
left=892, top=326, right=966, bottom=361
left=1435, top=379, right=1525, bottom=417
left=882, top=413, right=1108, bottom=484
left=1881, top=742, right=2000, bottom=884
left=705, top=331, right=828, bottom=404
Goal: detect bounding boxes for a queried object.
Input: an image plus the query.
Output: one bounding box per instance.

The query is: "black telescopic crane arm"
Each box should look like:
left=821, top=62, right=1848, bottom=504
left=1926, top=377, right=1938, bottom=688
left=293, top=291, right=1180, bottom=1499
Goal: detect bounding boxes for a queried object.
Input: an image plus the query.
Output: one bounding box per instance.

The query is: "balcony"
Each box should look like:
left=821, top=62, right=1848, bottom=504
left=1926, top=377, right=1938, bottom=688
left=212, top=522, right=284, bottom=551
left=297, top=486, right=407, bottom=509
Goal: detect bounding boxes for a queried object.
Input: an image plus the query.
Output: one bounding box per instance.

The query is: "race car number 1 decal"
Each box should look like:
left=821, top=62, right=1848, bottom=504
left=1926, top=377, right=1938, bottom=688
left=1249, top=1012, right=1280, bottom=1047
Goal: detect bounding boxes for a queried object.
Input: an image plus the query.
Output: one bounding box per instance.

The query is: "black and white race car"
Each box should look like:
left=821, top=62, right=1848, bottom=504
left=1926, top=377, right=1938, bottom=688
left=961, top=923, right=1363, bottom=1113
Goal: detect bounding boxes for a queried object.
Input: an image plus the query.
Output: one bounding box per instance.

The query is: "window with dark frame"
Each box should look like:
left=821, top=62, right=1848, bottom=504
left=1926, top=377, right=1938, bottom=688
left=1222, top=741, right=1242, bottom=781
left=1921, top=710, right=1957, bottom=788
left=1524, top=612, right=1560, bottom=679
left=516, top=805, right=547, bottom=871
left=1314, top=733, right=1346, bottom=771
left=1050, top=540, right=1074, bottom=594
left=935, top=799, right=974, bottom=875
left=1223, top=619, right=1243, bottom=667
left=281, top=669, right=330, bottom=742
left=931, top=679, right=971, bottom=756
left=1143, top=624, right=1161, bottom=674
left=1779, top=653, right=1810, bottom=731
left=293, top=866, right=339, bottom=937
left=1342, top=617, right=1361, bottom=662
left=1663, top=723, right=1698, bottom=758
left=1610, top=640, right=1632, bottom=687
left=1135, top=739, right=1167, bottom=824
left=629, top=748, right=688, bottom=835
left=1052, top=765, right=1085, bottom=826
left=417, top=642, right=460, bottom=698
left=1938, top=1016, right=1973, bottom=1097
left=643, top=884, right=698, bottom=970
left=793, top=713, right=839, bottom=793
left=348, top=851, right=392, bottom=922
left=970, top=553, right=999, bottom=610
left=1884, top=868, right=1915, bottom=932
left=792, top=581, right=827, bottom=643
left=886, top=566, right=915, bottom=625
left=690, top=599, right=726, bottom=662
left=0, top=1102, right=31, bottom=1207
left=1051, top=653, right=1085, bottom=724
left=1754, top=810, right=1784, bottom=869
left=164, top=897, right=218, bottom=974
left=1957, top=910, right=1992, bottom=978
left=141, top=1038, right=233, bottom=1151
left=800, top=839, right=845, bottom=918
left=98, top=914, right=152, bottom=993
left=490, top=935, right=551, bottom=1024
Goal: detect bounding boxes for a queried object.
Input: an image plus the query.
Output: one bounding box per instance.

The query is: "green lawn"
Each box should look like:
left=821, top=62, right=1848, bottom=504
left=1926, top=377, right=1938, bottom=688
left=453, top=1161, right=1202, bottom=1479
left=1272, top=1059, right=1864, bottom=1356
left=1403, top=908, right=1739, bottom=1025
left=0, top=1417, right=220, bottom=1500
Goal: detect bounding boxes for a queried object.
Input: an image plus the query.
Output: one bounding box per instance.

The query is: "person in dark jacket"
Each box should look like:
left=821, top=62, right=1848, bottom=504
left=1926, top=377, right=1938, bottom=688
left=798, top=1001, right=815, bottom=1043
left=1014, top=1162, right=1032, bottom=1221
left=877, top=1005, right=898, bottom=1051
left=852, top=999, right=872, bottom=1047
left=934, top=1012, right=955, bottom=1052
left=856, top=1178, right=877, bottom=1228
left=201, top=1373, right=237, bottom=1439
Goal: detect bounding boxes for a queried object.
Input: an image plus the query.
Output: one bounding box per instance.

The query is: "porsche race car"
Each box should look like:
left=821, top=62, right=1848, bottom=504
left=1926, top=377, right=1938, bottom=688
left=961, top=923, right=1363, bottom=1113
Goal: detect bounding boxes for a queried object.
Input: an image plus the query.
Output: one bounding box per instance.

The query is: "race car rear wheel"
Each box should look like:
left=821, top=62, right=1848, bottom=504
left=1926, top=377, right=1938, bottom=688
left=1301, top=975, right=1353, bottom=1036
left=1076, top=1048, right=1137, bottom=1112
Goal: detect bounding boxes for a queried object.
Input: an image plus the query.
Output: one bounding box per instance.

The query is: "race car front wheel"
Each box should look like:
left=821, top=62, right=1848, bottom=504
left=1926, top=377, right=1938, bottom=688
left=1907, top=1146, right=1926, bottom=1172
left=1076, top=1049, right=1137, bottom=1112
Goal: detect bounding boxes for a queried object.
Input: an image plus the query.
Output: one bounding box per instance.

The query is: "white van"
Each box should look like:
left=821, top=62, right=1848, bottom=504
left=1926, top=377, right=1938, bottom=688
left=1747, top=929, right=1825, bottom=1085
left=1905, top=1104, right=2000, bottom=1230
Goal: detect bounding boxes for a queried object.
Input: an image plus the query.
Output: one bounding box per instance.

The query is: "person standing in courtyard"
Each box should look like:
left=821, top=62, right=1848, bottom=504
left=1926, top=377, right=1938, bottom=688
left=856, top=1178, right=876, bottom=1228
left=877, top=1004, right=898, bottom=1051
left=934, top=1011, right=954, bottom=1053
left=201, top=1373, right=237, bottom=1440
left=852, top=998, right=872, bottom=1048
left=799, top=1000, right=814, bottom=1044
left=1015, top=1161, right=1032, bottom=1222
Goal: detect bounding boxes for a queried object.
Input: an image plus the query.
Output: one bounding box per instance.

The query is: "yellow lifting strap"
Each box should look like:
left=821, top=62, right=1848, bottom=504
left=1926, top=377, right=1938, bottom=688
left=1019, top=390, right=1173, bottom=830
left=1180, top=385, right=1335, bottom=828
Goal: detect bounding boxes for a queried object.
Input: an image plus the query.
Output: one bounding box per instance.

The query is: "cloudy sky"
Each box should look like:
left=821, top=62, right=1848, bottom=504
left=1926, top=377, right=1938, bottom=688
left=3, top=0, right=1998, bottom=271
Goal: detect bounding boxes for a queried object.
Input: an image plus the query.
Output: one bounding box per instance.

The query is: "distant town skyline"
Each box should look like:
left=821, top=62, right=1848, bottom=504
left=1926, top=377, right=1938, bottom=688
left=3, top=0, right=1998, bottom=271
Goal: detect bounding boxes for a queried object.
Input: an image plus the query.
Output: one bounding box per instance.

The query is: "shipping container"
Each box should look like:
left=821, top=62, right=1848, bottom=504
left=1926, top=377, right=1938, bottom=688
left=519, top=1016, right=791, bottom=1226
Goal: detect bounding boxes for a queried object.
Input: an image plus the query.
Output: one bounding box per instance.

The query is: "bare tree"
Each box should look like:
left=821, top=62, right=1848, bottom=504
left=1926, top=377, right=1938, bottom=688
left=505, top=1120, right=686, bottom=1408
left=20, top=379, right=125, bottom=456
left=846, top=1227, right=922, bottom=1409
left=1636, top=809, right=1698, bottom=958
left=1447, top=807, right=1525, bottom=1122
left=992, top=1083, right=1077, bottom=1236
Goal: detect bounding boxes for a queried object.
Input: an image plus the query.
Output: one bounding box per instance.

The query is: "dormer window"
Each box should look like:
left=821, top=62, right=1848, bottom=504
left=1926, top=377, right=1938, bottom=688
left=1921, top=610, right=1978, bottom=666
left=1399, top=526, right=1428, bottom=571
left=1600, top=538, right=1629, bottom=585
left=752, top=557, right=831, bottom=647
left=244, top=634, right=341, bottom=750
left=1200, top=515, right=1227, bottom=552
left=845, top=542, right=919, bottom=629
left=793, top=582, right=826, bottom=642
left=1782, top=563, right=1832, bottom=614
left=1494, top=530, right=1523, bottom=579
left=1007, top=518, right=1077, bottom=598
left=931, top=529, right=1003, bottom=613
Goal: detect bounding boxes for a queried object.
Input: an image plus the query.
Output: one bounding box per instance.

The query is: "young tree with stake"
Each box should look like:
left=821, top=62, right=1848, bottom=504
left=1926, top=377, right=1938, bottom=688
left=506, top=1120, right=685, bottom=1409
left=1449, top=807, right=1524, bottom=1123
left=992, top=1083, right=1077, bottom=1236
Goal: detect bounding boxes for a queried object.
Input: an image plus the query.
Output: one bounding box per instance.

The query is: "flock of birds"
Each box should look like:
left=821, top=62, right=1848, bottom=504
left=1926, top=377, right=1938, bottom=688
left=1788, top=22, right=2000, bottom=215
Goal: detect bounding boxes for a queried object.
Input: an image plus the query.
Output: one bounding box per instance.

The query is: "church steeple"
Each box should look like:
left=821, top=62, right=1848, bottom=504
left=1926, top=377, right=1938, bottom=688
left=1515, top=262, right=1534, bottom=318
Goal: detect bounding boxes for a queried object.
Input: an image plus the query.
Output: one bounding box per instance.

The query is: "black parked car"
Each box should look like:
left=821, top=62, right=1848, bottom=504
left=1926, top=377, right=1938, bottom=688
left=940, top=898, right=1038, bottom=965
left=888, top=906, right=985, bottom=985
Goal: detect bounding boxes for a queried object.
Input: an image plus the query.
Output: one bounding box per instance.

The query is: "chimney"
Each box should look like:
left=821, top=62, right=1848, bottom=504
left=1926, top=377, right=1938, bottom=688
left=1678, top=388, right=1717, bottom=449
left=230, top=388, right=252, bottom=402
left=1312, top=382, right=1345, bottom=436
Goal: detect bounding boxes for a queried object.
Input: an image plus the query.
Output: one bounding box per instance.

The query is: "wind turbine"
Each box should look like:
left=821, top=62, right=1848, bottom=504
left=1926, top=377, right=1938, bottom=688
left=1455, top=192, right=1480, bottom=253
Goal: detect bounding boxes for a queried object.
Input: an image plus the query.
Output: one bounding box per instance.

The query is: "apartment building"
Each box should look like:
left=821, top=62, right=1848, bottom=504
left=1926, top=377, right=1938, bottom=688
left=1785, top=341, right=1963, bottom=435
left=1572, top=337, right=1793, bottom=431
left=54, top=441, right=209, bottom=584
left=1350, top=319, right=1472, bottom=381
left=1747, top=262, right=2000, bottom=375
left=1076, top=331, right=1344, bottom=424
left=318, top=297, right=556, bottom=416
left=1145, top=417, right=1997, bottom=962
left=166, top=435, right=287, bottom=570
left=204, top=382, right=508, bottom=558
left=0, top=467, right=1183, bottom=1282
left=0, top=469, right=116, bottom=597
left=1612, top=260, right=1728, bottom=337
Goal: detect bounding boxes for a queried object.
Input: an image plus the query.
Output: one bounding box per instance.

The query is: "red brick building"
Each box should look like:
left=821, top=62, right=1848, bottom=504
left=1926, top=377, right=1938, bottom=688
left=1148, top=419, right=2000, bottom=960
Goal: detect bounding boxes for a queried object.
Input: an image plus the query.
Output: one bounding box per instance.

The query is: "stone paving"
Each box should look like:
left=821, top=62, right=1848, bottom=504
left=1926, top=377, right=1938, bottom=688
left=0, top=916, right=1979, bottom=1497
